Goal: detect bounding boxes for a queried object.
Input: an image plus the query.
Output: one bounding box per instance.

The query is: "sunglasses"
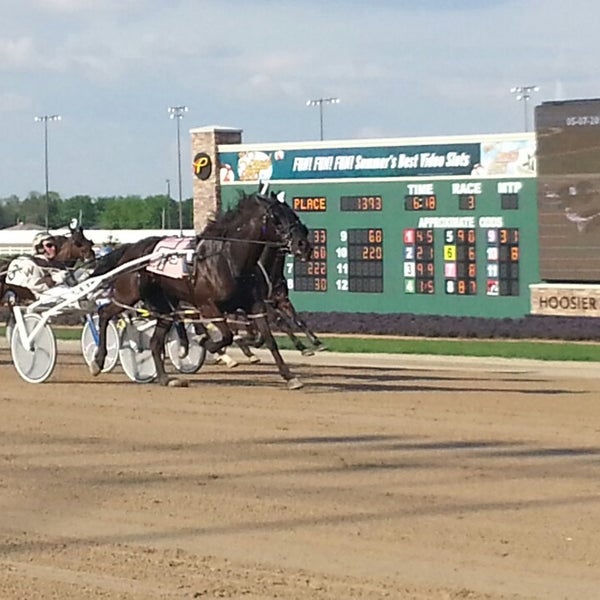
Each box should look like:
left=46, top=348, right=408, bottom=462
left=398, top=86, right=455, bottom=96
left=42, top=242, right=56, bottom=249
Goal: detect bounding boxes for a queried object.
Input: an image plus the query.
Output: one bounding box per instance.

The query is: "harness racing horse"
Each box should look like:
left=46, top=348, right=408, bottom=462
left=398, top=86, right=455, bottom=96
left=258, top=245, right=326, bottom=355
left=216, top=244, right=325, bottom=363
left=0, top=224, right=96, bottom=306
left=89, top=191, right=312, bottom=389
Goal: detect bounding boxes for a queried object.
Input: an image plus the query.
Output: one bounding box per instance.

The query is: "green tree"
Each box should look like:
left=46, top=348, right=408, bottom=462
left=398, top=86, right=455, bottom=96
left=20, top=192, right=46, bottom=227
left=57, top=195, right=100, bottom=228
left=0, top=195, right=21, bottom=227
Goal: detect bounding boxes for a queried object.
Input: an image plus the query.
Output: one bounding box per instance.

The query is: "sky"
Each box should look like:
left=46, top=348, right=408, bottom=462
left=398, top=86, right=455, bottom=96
left=0, top=0, right=598, bottom=201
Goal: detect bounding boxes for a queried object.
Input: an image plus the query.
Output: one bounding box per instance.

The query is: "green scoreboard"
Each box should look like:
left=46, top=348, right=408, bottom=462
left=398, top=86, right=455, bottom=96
left=218, top=133, right=538, bottom=318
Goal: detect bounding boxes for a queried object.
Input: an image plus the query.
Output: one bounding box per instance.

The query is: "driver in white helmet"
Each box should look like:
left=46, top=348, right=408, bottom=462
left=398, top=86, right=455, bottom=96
left=32, top=231, right=58, bottom=263
left=28, top=231, right=70, bottom=297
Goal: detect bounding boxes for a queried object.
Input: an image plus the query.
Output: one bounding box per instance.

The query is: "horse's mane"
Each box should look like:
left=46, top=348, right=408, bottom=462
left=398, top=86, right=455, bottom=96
left=201, top=192, right=262, bottom=239
left=91, top=243, right=132, bottom=276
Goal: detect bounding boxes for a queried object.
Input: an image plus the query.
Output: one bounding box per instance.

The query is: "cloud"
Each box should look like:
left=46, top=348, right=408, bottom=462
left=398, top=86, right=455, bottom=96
left=0, top=37, right=37, bottom=71
left=2, top=0, right=600, bottom=199
left=0, top=91, right=32, bottom=112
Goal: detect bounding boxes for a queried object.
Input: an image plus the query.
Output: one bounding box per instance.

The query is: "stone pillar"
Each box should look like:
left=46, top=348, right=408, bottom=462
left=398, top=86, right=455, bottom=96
left=190, top=126, right=242, bottom=232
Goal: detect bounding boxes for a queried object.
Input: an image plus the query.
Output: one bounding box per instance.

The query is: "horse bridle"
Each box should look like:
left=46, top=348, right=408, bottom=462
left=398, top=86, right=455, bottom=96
left=262, top=199, right=307, bottom=254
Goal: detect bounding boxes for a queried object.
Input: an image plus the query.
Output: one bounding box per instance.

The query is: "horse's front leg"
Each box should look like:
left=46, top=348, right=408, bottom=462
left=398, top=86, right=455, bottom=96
left=250, top=305, right=303, bottom=390
left=198, top=305, right=234, bottom=355
left=90, top=302, right=122, bottom=375
left=150, top=317, right=187, bottom=387
left=174, top=319, right=189, bottom=359
left=269, top=304, right=312, bottom=356
left=278, top=296, right=326, bottom=353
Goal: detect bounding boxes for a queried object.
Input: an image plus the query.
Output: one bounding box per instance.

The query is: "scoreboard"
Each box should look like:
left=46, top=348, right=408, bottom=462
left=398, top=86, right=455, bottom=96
left=536, top=98, right=600, bottom=282
left=217, top=134, right=538, bottom=318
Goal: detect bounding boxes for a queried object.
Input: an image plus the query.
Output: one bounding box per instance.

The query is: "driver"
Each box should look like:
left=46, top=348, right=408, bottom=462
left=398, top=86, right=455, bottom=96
left=27, top=231, right=71, bottom=298
left=32, top=232, right=58, bottom=263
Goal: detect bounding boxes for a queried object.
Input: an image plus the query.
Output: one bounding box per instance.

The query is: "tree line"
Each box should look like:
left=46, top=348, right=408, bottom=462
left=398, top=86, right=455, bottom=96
left=0, top=192, right=194, bottom=230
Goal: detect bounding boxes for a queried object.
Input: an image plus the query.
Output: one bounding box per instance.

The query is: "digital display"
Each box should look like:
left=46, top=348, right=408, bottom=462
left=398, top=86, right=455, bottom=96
left=340, top=195, right=383, bottom=211
left=501, top=193, right=519, bottom=210
left=536, top=99, right=600, bottom=282
left=404, top=228, right=435, bottom=294
left=292, top=196, right=327, bottom=212
left=220, top=135, right=535, bottom=320
left=486, top=228, right=519, bottom=296
left=444, top=229, right=477, bottom=295
left=294, top=228, right=327, bottom=291
left=458, top=194, right=477, bottom=210
left=347, top=228, right=383, bottom=293
left=404, top=194, right=437, bottom=211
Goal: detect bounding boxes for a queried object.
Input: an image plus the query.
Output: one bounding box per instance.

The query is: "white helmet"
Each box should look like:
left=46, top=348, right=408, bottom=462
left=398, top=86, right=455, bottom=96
left=32, top=231, right=55, bottom=254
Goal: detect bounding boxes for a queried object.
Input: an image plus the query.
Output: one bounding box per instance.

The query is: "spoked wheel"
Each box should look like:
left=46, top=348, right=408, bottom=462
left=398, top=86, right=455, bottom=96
left=81, top=314, right=120, bottom=373
left=10, top=313, right=57, bottom=384
left=165, top=322, right=206, bottom=374
left=118, top=317, right=157, bottom=383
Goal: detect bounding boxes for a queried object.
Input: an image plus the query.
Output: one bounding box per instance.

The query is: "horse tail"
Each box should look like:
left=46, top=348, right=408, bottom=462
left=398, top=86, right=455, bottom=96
left=91, top=244, right=131, bottom=276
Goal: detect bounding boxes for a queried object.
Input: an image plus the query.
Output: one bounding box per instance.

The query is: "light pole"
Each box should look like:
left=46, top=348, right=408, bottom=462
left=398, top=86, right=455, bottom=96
left=168, top=105, right=188, bottom=235
left=164, top=178, right=171, bottom=229
left=306, top=97, right=340, bottom=140
left=34, top=114, right=61, bottom=230
left=510, top=85, right=539, bottom=132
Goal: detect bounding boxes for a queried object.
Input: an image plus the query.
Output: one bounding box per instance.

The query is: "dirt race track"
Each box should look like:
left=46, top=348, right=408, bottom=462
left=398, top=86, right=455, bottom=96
left=1, top=342, right=600, bottom=600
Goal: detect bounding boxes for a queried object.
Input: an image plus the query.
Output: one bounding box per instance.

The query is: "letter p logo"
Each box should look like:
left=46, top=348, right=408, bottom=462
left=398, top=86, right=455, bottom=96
left=193, top=152, right=212, bottom=180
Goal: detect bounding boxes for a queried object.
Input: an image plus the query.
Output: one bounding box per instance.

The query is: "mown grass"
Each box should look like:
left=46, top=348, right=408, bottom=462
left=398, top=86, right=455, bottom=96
left=272, top=335, right=600, bottom=362
left=3, top=326, right=599, bottom=362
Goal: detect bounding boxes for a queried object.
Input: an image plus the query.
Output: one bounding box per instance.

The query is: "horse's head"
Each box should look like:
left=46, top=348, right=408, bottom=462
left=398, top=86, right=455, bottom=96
left=261, top=191, right=312, bottom=260
left=56, top=223, right=95, bottom=263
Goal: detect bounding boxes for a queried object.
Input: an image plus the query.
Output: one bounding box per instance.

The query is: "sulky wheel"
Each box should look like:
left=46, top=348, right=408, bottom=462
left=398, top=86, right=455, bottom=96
left=118, top=317, right=157, bottom=383
left=81, top=314, right=120, bottom=373
left=165, top=322, right=207, bottom=374
left=10, top=313, right=57, bottom=384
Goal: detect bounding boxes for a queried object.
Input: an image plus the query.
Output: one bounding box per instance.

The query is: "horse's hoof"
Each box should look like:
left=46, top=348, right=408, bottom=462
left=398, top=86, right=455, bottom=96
left=89, top=361, right=101, bottom=376
left=167, top=378, right=189, bottom=388
left=248, top=355, right=261, bottom=364
left=216, top=355, right=238, bottom=368
left=287, top=377, right=304, bottom=390
left=301, top=348, right=315, bottom=357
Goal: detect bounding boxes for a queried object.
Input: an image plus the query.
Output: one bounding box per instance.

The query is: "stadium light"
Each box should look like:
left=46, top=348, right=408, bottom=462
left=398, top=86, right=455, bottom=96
left=34, top=114, right=61, bottom=230
left=168, top=105, right=189, bottom=235
left=510, top=85, right=539, bottom=132
left=306, top=97, right=340, bottom=140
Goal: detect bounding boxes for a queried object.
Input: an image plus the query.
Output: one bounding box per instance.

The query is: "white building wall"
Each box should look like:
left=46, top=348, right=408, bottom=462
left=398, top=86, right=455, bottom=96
left=0, top=229, right=196, bottom=255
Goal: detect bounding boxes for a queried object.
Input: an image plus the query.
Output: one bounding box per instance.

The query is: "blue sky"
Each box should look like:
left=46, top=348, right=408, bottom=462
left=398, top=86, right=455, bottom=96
left=0, top=0, right=597, bottom=200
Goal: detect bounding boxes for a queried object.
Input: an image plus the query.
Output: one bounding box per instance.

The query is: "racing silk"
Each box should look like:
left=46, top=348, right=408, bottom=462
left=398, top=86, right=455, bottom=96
left=6, top=256, right=67, bottom=297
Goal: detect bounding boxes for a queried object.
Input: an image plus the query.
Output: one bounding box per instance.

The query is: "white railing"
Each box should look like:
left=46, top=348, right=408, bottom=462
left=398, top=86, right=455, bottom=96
left=0, top=228, right=197, bottom=256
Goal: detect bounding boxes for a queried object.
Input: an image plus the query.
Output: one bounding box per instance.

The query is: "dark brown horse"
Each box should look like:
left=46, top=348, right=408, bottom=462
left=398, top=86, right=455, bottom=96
left=90, top=190, right=311, bottom=388
left=220, top=245, right=325, bottom=361
left=260, top=246, right=326, bottom=355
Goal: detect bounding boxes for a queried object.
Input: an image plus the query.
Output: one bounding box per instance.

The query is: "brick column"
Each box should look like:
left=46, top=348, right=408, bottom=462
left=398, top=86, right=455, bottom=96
left=190, top=126, right=242, bottom=232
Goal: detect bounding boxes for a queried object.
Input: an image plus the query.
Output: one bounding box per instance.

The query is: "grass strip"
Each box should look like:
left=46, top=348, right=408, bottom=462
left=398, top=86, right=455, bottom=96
left=3, top=326, right=599, bottom=362
left=274, top=335, right=600, bottom=362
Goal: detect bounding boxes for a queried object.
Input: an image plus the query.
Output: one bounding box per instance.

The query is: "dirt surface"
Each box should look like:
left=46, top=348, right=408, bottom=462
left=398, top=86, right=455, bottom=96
left=1, top=342, right=600, bottom=599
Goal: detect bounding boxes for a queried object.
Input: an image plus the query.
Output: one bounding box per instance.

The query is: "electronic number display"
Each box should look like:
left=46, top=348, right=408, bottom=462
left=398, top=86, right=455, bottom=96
left=221, top=178, right=537, bottom=318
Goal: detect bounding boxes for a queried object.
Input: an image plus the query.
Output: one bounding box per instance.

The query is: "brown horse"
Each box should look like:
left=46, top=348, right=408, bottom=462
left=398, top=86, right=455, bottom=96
left=260, top=245, right=326, bottom=354
left=218, top=245, right=325, bottom=361
left=90, top=190, right=311, bottom=388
